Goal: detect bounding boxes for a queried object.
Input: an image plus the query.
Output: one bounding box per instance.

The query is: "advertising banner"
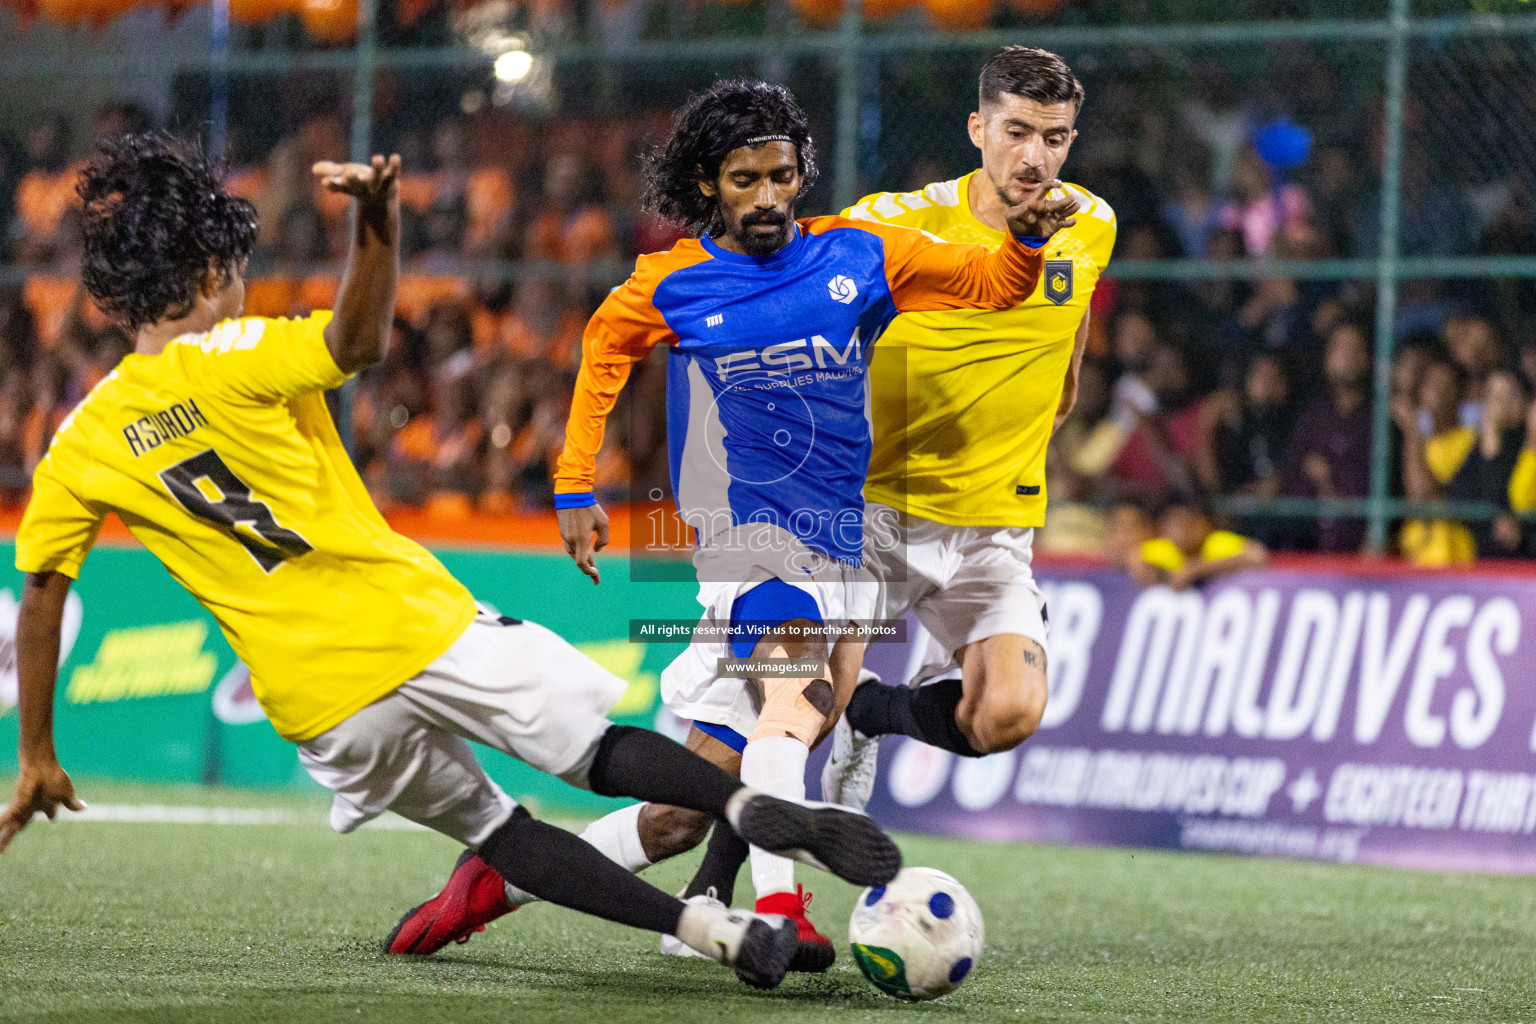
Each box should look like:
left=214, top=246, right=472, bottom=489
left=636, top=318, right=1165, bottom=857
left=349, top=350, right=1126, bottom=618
left=6, top=542, right=1536, bottom=873
left=861, top=564, right=1536, bottom=874
left=0, top=543, right=699, bottom=815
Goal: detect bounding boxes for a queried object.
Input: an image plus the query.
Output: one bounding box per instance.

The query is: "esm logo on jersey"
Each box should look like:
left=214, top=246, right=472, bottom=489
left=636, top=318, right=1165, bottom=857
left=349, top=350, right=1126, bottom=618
left=714, top=330, right=864, bottom=380
left=828, top=275, right=858, bottom=304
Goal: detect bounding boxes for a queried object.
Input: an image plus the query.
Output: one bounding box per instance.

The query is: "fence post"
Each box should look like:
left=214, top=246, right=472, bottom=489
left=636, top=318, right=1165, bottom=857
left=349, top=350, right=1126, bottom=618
left=349, top=0, right=377, bottom=164
left=1366, top=0, right=1408, bottom=554
left=209, top=0, right=230, bottom=159
left=339, top=0, right=378, bottom=459
left=833, top=0, right=863, bottom=212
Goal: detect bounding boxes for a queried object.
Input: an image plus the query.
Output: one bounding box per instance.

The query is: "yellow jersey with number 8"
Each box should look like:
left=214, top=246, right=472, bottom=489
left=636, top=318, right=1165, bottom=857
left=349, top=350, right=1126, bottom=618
left=15, top=312, right=476, bottom=742
left=845, top=172, right=1116, bottom=527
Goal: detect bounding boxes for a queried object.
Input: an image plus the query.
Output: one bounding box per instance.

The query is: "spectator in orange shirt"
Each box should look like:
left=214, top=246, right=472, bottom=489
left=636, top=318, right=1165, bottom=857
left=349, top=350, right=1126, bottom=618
left=244, top=203, right=330, bottom=318
left=495, top=279, right=585, bottom=369
left=91, top=101, right=151, bottom=146
left=20, top=353, right=69, bottom=474
left=0, top=132, right=23, bottom=251
left=525, top=152, right=616, bottom=266
left=354, top=320, right=428, bottom=504
left=388, top=370, right=484, bottom=510
left=479, top=360, right=524, bottom=515
left=508, top=391, right=570, bottom=506
left=422, top=299, right=476, bottom=370
left=428, top=118, right=516, bottom=257
left=11, top=112, right=80, bottom=265
left=0, top=368, right=32, bottom=503
left=394, top=127, right=439, bottom=216
left=220, top=123, right=272, bottom=217
left=411, top=194, right=469, bottom=274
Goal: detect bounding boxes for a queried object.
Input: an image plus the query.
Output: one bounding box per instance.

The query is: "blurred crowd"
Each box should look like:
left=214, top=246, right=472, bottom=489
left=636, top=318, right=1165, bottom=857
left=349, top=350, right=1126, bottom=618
left=0, top=54, right=1534, bottom=562
left=0, top=99, right=688, bottom=516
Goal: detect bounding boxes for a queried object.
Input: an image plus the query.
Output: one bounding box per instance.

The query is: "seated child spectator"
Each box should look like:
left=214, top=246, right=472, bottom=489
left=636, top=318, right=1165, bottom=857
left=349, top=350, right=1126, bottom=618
left=1446, top=369, right=1527, bottom=558
left=1396, top=358, right=1478, bottom=566
left=1132, top=499, right=1269, bottom=590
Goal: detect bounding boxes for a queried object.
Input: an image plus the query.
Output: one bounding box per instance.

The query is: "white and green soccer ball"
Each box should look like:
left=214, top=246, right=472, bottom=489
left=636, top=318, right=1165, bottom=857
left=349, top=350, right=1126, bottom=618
left=848, top=867, right=985, bottom=1001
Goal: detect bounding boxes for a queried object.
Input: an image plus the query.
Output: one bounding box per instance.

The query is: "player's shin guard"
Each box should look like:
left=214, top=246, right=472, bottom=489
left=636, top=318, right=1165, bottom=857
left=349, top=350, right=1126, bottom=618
left=684, top=823, right=750, bottom=904
left=478, top=807, right=682, bottom=936
left=845, top=677, right=983, bottom=757
left=502, top=802, right=652, bottom=910
left=587, top=725, right=741, bottom=814
left=742, top=662, right=833, bottom=892
left=740, top=735, right=807, bottom=898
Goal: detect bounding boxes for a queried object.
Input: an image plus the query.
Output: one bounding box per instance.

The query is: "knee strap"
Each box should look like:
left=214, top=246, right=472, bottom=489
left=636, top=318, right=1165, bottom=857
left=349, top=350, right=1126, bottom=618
left=749, top=673, right=835, bottom=746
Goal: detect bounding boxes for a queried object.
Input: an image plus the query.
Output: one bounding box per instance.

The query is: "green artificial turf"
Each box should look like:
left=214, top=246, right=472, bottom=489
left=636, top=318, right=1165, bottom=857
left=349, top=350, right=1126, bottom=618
left=1, top=778, right=1532, bottom=1023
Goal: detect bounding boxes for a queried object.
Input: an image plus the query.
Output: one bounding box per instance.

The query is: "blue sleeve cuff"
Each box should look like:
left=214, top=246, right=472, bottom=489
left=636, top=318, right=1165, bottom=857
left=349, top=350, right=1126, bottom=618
left=553, top=491, right=597, bottom=510
left=1012, top=234, right=1049, bottom=248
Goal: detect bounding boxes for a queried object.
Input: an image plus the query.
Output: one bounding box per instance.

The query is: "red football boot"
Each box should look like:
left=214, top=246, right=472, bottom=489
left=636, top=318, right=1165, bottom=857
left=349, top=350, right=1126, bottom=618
left=384, top=849, right=516, bottom=955
left=755, top=884, right=835, bottom=973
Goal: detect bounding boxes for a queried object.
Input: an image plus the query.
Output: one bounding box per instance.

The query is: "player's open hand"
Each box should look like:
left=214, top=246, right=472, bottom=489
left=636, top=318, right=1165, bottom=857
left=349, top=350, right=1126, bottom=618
left=557, top=503, right=610, bottom=586
left=0, top=758, right=85, bottom=853
left=312, top=154, right=400, bottom=206
left=1005, top=180, right=1079, bottom=240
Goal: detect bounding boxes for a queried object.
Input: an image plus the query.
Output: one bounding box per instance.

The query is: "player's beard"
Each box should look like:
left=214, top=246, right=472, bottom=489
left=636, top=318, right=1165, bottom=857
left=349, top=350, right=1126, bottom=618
left=736, top=207, right=794, bottom=257
left=991, top=171, right=1049, bottom=209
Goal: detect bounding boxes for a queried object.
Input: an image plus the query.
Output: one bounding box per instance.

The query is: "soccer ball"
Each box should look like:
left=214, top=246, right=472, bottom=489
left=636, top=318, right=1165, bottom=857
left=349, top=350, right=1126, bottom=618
left=848, top=867, right=984, bottom=1001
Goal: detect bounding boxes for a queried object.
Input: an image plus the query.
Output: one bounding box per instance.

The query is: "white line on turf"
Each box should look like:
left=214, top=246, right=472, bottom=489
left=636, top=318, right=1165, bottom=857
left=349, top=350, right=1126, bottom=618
left=38, top=804, right=589, bottom=833
left=41, top=804, right=423, bottom=829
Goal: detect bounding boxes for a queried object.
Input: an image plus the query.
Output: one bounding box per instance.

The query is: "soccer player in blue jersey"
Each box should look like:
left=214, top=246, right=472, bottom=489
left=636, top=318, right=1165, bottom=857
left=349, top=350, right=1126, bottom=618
left=395, top=78, right=1076, bottom=970
left=2, top=135, right=903, bottom=993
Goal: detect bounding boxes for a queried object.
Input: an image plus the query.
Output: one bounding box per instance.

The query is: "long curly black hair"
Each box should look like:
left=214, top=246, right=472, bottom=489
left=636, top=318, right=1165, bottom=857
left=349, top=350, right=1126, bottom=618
left=642, top=79, right=818, bottom=238
left=78, top=132, right=258, bottom=333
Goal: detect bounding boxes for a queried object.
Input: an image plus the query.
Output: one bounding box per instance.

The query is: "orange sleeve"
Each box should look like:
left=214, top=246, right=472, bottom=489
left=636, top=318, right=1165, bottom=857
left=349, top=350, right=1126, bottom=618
left=553, top=244, right=706, bottom=503
left=807, top=216, right=1044, bottom=313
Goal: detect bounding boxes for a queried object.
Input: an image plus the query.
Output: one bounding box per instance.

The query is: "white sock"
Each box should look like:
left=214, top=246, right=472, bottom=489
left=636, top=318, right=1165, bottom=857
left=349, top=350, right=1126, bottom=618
left=579, top=801, right=653, bottom=873
left=675, top=901, right=730, bottom=962
left=740, top=734, right=809, bottom=900
left=504, top=802, right=651, bottom=908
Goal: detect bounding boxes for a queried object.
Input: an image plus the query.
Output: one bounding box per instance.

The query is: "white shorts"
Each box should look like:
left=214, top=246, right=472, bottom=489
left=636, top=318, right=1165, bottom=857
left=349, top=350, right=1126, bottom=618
left=864, top=501, right=1049, bottom=688
left=661, top=523, right=881, bottom=742
left=297, top=607, right=628, bottom=846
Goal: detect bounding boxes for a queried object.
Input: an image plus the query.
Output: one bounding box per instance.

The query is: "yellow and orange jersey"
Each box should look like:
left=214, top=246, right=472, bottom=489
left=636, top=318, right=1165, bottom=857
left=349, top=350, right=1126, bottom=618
left=846, top=173, right=1117, bottom=528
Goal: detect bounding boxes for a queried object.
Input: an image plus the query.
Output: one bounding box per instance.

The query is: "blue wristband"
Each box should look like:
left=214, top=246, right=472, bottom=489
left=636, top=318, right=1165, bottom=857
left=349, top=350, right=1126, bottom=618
left=553, top=491, right=597, bottom=510
left=1013, top=234, right=1049, bottom=248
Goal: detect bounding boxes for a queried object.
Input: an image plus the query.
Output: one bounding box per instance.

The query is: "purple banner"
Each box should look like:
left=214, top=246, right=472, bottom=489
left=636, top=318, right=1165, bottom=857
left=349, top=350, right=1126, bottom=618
left=854, top=565, right=1536, bottom=874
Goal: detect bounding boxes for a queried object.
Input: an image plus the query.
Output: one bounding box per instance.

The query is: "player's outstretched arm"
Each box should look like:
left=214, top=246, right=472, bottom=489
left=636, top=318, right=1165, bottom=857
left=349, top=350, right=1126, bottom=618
left=873, top=180, right=1078, bottom=314
left=1, top=571, right=84, bottom=853
left=316, top=154, right=401, bottom=374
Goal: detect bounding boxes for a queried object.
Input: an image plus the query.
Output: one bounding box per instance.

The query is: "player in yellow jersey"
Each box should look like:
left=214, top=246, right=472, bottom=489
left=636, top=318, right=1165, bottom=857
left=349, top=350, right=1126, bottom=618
left=823, top=47, right=1117, bottom=808
left=0, top=133, right=898, bottom=990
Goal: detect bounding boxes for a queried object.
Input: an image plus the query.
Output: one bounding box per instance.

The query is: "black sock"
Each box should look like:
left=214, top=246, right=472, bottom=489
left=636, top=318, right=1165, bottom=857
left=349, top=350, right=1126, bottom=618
left=479, top=807, right=683, bottom=935
left=683, top=823, right=750, bottom=904
left=587, top=725, right=742, bottom=815
left=844, top=678, right=983, bottom=757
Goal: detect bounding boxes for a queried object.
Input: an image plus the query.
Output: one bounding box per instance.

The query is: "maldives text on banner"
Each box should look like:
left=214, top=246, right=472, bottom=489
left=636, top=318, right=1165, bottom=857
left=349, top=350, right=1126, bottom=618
left=859, top=565, right=1536, bottom=875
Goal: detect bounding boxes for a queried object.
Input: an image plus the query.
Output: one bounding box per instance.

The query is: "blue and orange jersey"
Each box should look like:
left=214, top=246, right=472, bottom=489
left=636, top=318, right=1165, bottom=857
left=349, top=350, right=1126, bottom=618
left=554, top=215, right=1045, bottom=563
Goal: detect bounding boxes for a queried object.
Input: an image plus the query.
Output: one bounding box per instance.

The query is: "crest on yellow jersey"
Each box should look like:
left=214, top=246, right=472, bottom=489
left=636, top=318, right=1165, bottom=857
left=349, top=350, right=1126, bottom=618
left=1044, top=260, right=1074, bottom=305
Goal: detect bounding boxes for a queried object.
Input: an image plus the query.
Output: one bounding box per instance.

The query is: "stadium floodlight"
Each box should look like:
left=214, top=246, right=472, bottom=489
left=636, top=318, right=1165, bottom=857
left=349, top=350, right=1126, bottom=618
left=494, top=49, right=534, bottom=84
